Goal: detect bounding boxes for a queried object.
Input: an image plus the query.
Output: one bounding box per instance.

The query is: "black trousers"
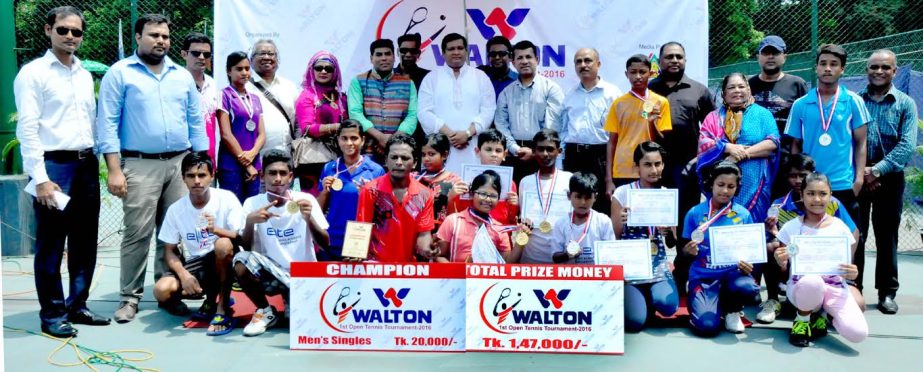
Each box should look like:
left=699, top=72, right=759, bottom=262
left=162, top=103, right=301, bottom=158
left=856, top=171, right=904, bottom=297
left=33, top=154, right=100, bottom=324
left=563, top=143, right=609, bottom=213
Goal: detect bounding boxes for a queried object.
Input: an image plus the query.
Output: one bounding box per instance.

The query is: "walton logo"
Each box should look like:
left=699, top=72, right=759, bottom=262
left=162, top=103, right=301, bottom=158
left=533, top=289, right=571, bottom=309
left=466, top=8, right=530, bottom=40
left=478, top=284, right=522, bottom=334
left=373, top=288, right=410, bottom=308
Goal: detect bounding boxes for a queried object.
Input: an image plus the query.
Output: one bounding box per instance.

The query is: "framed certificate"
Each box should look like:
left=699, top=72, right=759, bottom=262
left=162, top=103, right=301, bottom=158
left=790, top=235, right=851, bottom=276
left=709, top=223, right=767, bottom=266
left=594, top=240, right=653, bottom=280
left=341, top=221, right=373, bottom=259
left=627, top=188, right=679, bottom=227
left=519, top=191, right=572, bottom=227
left=461, top=165, right=515, bottom=200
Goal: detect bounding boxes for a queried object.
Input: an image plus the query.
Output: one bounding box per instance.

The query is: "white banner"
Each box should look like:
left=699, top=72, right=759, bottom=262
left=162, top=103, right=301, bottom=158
left=290, top=262, right=466, bottom=351
left=465, top=264, right=624, bottom=354
left=214, top=0, right=709, bottom=92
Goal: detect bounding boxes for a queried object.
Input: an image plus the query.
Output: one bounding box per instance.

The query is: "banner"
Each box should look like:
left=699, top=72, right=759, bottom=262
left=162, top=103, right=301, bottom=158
left=465, top=264, right=624, bottom=354
left=214, top=0, right=709, bottom=92
left=290, top=262, right=466, bottom=352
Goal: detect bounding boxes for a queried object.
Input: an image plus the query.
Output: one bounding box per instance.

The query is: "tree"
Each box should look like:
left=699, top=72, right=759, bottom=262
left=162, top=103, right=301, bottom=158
left=709, top=0, right=763, bottom=66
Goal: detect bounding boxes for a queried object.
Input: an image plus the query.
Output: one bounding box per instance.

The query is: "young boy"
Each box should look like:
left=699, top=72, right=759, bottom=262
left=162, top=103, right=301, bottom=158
left=519, top=129, right=573, bottom=263
left=234, top=149, right=329, bottom=336
left=552, top=172, right=616, bottom=263
left=604, top=54, right=672, bottom=196
left=448, top=129, right=520, bottom=224
left=153, top=152, right=245, bottom=336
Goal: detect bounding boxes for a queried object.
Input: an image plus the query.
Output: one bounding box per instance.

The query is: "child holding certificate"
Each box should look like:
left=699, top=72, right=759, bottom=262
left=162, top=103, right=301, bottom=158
left=680, top=162, right=760, bottom=336
left=611, top=142, right=679, bottom=332
left=552, top=172, right=615, bottom=264
left=435, top=170, right=523, bottom=263
left=413, top=133, right=462, bottom=232
left=448, top=129, right=519, bottom=224
left=770, top=172, right=867, bottom=347
left=519, top=129, right=573, bottom=264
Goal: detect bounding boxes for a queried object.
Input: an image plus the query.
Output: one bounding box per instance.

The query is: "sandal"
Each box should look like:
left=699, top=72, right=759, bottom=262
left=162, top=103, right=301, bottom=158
left=206, top=314, right=236, bottom=336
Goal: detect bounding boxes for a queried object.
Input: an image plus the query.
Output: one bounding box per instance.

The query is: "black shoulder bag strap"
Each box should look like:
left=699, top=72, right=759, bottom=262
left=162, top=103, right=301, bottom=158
left=251, top=78, right=295, bottom=138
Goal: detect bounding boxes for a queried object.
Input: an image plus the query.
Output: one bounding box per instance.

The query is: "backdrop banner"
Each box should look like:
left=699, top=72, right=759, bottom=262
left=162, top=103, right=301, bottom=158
left=214, top=0, right=709, bottom=92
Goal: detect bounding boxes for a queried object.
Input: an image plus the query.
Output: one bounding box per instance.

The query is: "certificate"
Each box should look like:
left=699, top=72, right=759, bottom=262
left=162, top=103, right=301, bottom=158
left=790, top=235, right=851, bottom=276
left=594, top=240, right=653, bottom=280
left=709, top=223, right=767, bottom=266
left=627, top=188, right=678, bottom=227
left=341, top=221, right=373, bottom=259
left=520, top=191, right=572, bottom=226
left=461, top=165, right=514, bottom=200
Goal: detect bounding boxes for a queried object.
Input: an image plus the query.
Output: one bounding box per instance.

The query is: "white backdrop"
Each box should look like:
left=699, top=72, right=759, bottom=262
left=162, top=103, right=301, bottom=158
left=214, top=0, right=708, bottom=92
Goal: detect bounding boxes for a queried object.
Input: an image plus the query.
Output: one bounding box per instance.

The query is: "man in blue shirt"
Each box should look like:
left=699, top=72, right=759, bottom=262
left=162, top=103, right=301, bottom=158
left=785, top=44, right=869, bottom=226
left=476, top=36, right=518, bottom=99
left=857, top=50, right=918, bottom=314
left=96, top=13, right=207, bottom=323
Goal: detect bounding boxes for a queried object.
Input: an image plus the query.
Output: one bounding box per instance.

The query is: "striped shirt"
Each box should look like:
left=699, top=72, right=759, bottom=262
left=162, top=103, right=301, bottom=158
left=860, top=85, right=918, bottom=175
left=347, top=70, right=417, bottom=134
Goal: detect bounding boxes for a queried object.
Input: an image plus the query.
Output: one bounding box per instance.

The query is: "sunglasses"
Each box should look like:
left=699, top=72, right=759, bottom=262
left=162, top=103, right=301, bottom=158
left=55, top=26, right=83, bottom=38
left=189, top=50, right=212, bottom=58
left=488, top=51, right=511, bottom=58
left=399, top=47, right=421, bottom=55
left=313, top=65, right=335, bottom=73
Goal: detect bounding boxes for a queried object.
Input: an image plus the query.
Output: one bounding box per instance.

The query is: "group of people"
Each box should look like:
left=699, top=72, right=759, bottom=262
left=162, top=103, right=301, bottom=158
left=16, top=6, right=917, bottom=347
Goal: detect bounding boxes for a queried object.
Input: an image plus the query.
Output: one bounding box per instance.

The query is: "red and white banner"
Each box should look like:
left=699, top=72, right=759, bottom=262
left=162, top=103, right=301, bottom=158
left=465, top=264, right=624, bottom=354
left=290, top=262, right=466, bottom=352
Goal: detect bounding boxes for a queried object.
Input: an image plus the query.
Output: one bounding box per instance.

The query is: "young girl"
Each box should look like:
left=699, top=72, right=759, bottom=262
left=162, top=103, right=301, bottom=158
left=551, top=172, right=614, bottom=264
left=681, top=161, right=760, bottom=336
left=771, top=172, right=867, bottom=347
left=316, top=119, right=385, bottom=260
left=218, top=51, right=265, bottom=202
left=611, top=142, right=679, bottom=332
left=413, top=133, right=462, bottom=232
left=435, top=170, right=523, bottom=263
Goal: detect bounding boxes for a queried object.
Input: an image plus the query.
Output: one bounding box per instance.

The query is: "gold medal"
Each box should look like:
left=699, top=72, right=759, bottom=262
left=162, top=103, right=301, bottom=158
left=539, top=220, right=552, bottom=233
left=642, top=100, right=655, bottom=114
left=515, top=231, right=530, bottom=246
left=286, top=200, right=300, bottom=214
left=651, top=241, right=659, bottom=255
left=331, top=178, right=344, bottom=191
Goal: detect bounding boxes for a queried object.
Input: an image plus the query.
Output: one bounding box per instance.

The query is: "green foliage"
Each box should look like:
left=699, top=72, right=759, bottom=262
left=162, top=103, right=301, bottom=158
left=709, top=0, right=763, bottom=66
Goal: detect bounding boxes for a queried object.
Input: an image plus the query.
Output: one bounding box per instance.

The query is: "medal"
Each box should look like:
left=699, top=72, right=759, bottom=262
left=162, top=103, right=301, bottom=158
left=331, top=178, right=344, bottom=191
left=567, top=211, right=592, bottom=257
left=286, top=200, right=300, bottom=214
left=815, top=86, right=839, bottom=148
left=246, top=120, right=256, bottom=132
left=691, top=229, right=705, bottom=243
left=330, top=156, right=364, bottom=192
left=651, top=241, right=659, bottom=255
left=539, top=220, right=553, bottom=233
left=196, top=214, right=208, bottom=230
left=515, top=231, right=530, bottom=246
left=566, top=241, right=581, bottom=256
left=767, top=205, right=780, bottom=218
left=691, top=200, right=733, bottom=243
left=233, top=88, right=256, bottom=132
left=631, top=90, right=652, bottom=119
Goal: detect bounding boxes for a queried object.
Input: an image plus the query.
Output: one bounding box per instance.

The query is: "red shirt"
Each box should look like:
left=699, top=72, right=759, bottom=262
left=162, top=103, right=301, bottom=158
left=448, top=181, right=520, bottom=225
left=356, top=175, right=434, bottom=262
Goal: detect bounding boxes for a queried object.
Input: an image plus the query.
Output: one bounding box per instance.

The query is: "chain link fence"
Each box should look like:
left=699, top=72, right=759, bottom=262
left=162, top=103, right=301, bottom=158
left=709, top=0, right=923, bottom=254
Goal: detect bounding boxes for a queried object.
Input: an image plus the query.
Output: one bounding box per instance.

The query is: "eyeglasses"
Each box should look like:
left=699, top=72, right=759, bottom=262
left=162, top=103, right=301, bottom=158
left=473, top=191, right=500, bottom=201
left=662, top=54, right=684, bottom=60
left=313, top=65, right=335, bottom=73
left=255, top=51, right=277, bottom=58
left=189, top=50, right=212, bottom=59
left=488, top=51, right=511, bottom=58
left=55, top=27, right=84, bottom=38
left=399, top=47, right=421, bottom=55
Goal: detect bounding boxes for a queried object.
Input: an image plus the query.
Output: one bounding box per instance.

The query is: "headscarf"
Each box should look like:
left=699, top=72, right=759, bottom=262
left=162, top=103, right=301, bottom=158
left=301, top=50, right=343, bottom=111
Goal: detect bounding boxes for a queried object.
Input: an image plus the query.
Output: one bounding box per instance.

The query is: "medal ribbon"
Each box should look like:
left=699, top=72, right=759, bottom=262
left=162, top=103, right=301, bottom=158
left=698, top=200, right=733, bottom=232
left=815, top=86, right=840, bottom=134
left=334, top=156, right=365, bottom=178
left=232, top=89, right=254, bottom=123
left=570, top=212, right=593, bottom=245
left=416, top=167, right=446, bottom=182
left=799, top=213, right=829, bottom=236
left=535, top=169, right=558, bottom=222
left=629, top=89, right=648, bottom=103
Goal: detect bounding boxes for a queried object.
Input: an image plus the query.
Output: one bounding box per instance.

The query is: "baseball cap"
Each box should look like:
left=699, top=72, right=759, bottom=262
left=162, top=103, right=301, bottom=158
left=758, top=35, right=786, bottom=53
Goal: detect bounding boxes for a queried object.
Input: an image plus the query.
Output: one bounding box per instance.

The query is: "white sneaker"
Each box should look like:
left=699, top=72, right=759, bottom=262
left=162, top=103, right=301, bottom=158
left=725, top=312, right=745, bottom=333
left=756, top=299, right=781, bottom=324
left=243, top=306, right=279, bottom=337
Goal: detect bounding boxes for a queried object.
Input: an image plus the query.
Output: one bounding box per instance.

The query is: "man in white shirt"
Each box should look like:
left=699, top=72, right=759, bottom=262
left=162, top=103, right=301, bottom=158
left=418, top=33, right=496, bottom=175
left=246, top=39, right=299, bottom=156
left=560, top=48, right=622, bottom=213
left=235, top=149, right=329, bottom=336
left=495, top=40, right=565, bottom=183
left=14, top=6, right=110, bottom=337
left=181, top=32, right=219, bottom=165
left=153, top=152, right=245, bottom=336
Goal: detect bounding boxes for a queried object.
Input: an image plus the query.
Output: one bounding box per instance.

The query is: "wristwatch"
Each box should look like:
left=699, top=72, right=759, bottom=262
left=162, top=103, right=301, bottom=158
left=465, top=129, right=473, bottom=139
left=871, top=167, right=881, bottom=178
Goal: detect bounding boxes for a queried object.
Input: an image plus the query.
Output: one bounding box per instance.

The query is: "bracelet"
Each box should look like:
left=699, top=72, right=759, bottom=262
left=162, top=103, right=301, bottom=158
left=465, top=129, right=473, bottom=138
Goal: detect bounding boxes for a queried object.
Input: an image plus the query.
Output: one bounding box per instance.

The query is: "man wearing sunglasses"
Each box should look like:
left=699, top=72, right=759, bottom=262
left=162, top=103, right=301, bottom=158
left=15, top=5, right=111, bottom=337
left=395, top=33, right=431, bottom=153
left=347, top=38, right=418, bottom=165
left=476, top=36, right=518, bottom=99
left=181, top=32, right=219, bottom=166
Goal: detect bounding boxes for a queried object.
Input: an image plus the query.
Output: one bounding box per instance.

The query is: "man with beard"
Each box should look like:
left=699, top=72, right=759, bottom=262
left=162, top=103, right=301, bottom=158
left=97, top=13, right=208, bottom=323
left=348, top=38, right=418, bottom=165
left=647, top=41, right=713, bottom=298
left=749, top=36, right=808, bottom=155
left=246, top=39, right=299, bottom=157
left=476, top=35, right=518, bottom=98
left=394, top=33, right=431, bottom=152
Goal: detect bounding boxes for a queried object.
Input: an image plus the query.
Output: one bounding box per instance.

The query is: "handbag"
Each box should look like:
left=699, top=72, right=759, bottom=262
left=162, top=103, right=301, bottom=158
left=292, top=133, right=338, bottom=167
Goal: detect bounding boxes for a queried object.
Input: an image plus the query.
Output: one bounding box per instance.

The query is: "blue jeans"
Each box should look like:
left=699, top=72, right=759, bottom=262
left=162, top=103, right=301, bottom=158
left=625, top=278, right=679, bottom=332
left=688, top=268, right=759, bottom=337
left=33, top=156, right=100, bottom=324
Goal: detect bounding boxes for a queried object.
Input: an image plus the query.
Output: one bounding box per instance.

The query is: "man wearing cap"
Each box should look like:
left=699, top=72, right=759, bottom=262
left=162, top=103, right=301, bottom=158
left=749, top=35, right=808, bottom=162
